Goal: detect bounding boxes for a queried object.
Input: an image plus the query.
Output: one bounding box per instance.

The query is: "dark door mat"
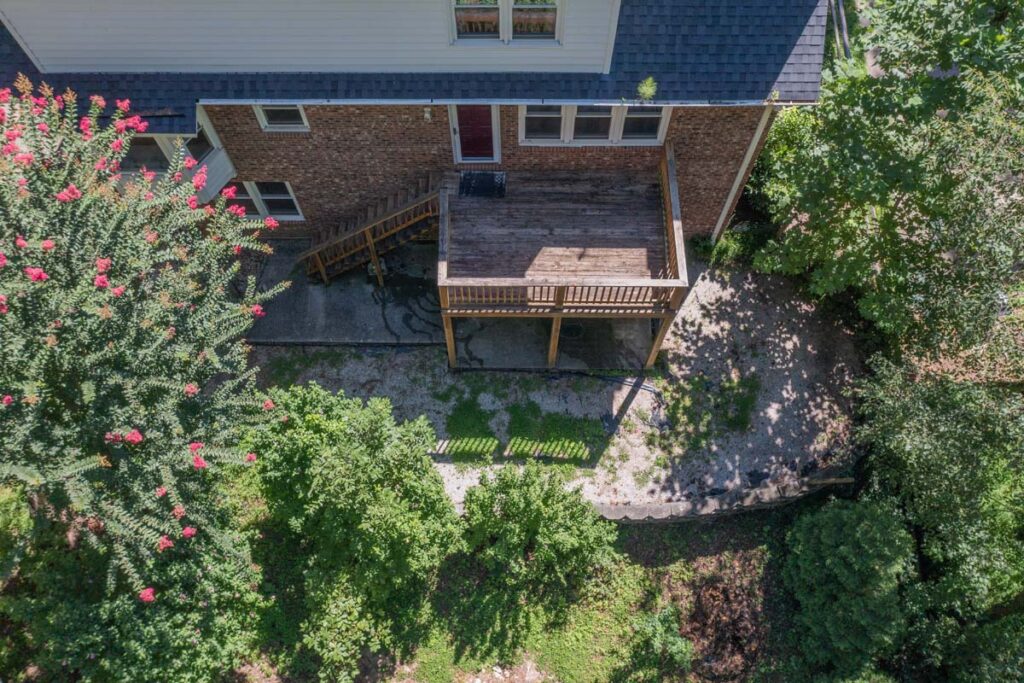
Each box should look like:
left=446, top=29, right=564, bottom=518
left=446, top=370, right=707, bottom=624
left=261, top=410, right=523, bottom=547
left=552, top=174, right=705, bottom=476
left=459, top=171, right=507, bottom=198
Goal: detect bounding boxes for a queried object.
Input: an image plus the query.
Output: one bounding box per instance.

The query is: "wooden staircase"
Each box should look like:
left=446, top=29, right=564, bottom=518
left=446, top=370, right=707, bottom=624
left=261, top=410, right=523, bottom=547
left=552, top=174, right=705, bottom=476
left=298, top=172, right=442, bottom=285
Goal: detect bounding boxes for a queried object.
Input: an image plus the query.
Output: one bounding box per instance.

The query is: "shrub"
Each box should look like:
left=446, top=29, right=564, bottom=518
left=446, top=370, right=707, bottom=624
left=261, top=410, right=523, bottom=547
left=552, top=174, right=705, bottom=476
left=622, top=605, right=694, bottom=682
left=463, top=462, right=616, bottom=599
left=690, top=221, right=776, bottom=268
left=783, top=499, right=915, bottom=676
left=244, top=383, right=462, bottom=681
left=0, top=78, right=284, bottom=589
left=949, top=614, right=1024, bottom=683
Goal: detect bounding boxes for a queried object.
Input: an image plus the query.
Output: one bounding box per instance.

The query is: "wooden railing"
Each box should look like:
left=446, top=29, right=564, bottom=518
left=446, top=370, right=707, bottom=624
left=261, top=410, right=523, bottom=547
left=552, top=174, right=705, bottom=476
left=659, top=142, right=688, bottom=287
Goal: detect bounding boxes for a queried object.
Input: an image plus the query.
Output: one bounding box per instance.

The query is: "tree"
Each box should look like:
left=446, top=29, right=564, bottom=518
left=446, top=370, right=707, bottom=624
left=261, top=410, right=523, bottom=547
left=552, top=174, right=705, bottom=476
left=463, top=461, right=616, bottom=600
left=753, top=2, right=1024, bottom=354
left=243, top=383, right=462, bottom=682
left=783, top=500, right=915, bottom=676
left=0, top=76, right=284, bottom=592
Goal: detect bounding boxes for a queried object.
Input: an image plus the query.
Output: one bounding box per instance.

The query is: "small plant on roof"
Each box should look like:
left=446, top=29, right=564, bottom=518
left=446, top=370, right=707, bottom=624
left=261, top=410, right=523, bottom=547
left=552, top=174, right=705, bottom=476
left=636, top=75, right=658, bottom=102
left=0, top=75, right=287, bottom=595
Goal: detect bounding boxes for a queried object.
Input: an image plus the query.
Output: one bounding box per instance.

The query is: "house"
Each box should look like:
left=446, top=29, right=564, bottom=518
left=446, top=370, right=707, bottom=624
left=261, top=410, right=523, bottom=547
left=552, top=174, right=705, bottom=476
left=0, top=0, right=828, bottom=369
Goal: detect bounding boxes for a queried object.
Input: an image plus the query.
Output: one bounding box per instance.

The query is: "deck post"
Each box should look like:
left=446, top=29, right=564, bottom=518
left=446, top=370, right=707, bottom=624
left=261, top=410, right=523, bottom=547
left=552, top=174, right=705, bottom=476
left=645, top=313, right=674, bottom=370
left=547, top=316, right=562, bottom=368
left=312, top=253, right=328, bottom=284
left=442, top=314, right=457, bottom=368
left=364, top=227, right=384, bottom=287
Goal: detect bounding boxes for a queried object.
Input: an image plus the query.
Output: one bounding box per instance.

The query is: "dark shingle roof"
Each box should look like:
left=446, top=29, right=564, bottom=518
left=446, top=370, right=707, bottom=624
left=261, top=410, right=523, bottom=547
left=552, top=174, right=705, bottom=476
left=1, top=0, right=827, bottom=134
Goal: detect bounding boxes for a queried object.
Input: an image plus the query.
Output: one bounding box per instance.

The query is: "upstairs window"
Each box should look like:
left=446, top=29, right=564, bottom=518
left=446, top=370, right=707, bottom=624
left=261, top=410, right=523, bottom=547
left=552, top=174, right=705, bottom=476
left=254, top=105, right=309, bottom=132
left=452, top=0, right=559, bottom=42
left=454, top=0, right=500, bottom=39
left=185, top=126, right=214, bottom=162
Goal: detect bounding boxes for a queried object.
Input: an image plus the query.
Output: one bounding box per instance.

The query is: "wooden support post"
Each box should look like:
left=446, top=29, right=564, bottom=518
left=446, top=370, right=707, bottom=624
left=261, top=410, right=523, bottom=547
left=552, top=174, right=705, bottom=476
left=364, top=227, right=384, bottom=287
left=547, top=316, right=562, bottom=369
left=312, top=253, right=328, bottom=284
left=442, top=315, right=457, bottom=368
left=645, top=313, right=674, bottom=370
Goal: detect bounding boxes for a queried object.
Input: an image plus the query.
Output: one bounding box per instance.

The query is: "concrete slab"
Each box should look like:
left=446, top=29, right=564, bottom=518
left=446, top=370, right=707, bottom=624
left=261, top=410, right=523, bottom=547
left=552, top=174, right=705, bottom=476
left=247, top=240, right=444, bottom=345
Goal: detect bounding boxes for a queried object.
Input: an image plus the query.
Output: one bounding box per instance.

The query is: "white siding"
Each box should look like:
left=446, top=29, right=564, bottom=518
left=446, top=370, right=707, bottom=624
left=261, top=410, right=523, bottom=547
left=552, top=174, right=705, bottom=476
left=0, top=0, right=619, bottom=73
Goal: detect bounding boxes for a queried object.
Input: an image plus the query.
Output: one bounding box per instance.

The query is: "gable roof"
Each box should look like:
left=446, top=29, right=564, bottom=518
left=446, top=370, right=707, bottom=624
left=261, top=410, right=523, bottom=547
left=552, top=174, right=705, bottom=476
left=1, top=0, right=828, bottom=135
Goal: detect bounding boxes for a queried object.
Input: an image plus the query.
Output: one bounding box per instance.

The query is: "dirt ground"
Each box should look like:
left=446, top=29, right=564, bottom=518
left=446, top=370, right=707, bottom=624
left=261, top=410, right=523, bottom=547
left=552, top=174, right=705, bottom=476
left=249, top=261, right=862, bottom=509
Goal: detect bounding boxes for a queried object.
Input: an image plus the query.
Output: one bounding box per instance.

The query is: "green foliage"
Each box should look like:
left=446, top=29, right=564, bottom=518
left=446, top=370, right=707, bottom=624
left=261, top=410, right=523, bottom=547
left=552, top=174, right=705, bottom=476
left=652, top=371, right=760, bottom=457
left=463, top=462, right=616, bottom=600
left=0, top=79, right=284, bottom=587
left=505, top=400, right=606, bottom=463
left=635, top=76, right=658, bottom=102
left=783, top=500, right=915, bottom=677
left=244, top=383, right=462, bottom=681
left=618, top=605, right=694, bottom=682
left=0, top=520, right=263, bottom=682
left=690, top=221, right=776, bottom=268
left=751, top=7, right=1024, bottom=354
left=0, top=486, right=31, bottom=576
left=948, top=614, right=1024, bottom=683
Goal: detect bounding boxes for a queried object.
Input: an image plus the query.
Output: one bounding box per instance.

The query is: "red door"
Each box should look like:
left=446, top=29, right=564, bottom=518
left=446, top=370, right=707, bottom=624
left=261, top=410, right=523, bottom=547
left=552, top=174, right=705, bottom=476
left=456, top=105, right=495, bottom=160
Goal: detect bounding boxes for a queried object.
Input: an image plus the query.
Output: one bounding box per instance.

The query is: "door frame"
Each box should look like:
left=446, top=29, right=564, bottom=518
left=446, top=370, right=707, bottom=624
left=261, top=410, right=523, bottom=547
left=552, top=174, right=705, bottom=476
left=449, top=104, right=501, bottom=164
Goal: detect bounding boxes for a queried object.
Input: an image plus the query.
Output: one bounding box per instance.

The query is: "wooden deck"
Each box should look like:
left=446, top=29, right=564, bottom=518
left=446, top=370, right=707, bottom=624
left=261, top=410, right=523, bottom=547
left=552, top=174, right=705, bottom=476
left=446, top=171, right=668, bottom=280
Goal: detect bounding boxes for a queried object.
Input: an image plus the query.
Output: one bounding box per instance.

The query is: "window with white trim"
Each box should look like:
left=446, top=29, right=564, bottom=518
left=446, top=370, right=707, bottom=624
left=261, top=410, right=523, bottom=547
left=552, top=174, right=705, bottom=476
left=254, top=105, right=310, bottom=132
left=452, top=0, right=559, bottom=42
left=225, top=181, right=304, bottom=222
left=519, top=105, right=670, bottom=145
left=185, top=126, right=214, bottom=163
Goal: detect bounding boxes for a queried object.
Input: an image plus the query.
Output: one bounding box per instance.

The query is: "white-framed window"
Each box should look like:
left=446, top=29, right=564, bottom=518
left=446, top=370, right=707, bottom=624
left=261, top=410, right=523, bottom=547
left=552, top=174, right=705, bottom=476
left=225, top=181, right=304, bottom=222
left=518, top=105, right=671, bottom=146
left=451, top=0, right=561, bottom=43
left=253, top=105, right=310, bottom=132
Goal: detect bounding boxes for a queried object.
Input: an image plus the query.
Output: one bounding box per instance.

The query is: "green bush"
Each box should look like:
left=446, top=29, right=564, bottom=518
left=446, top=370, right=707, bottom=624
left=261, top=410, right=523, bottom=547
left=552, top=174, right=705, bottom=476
left=463, top=462, right=616, bottom=600
left=949, top=614, right=1024, bottom=683
left=783, top=500, right=915, bottom=676
left=690, top=222, right=777, bottom=268
left=244, top=383, right=462, bottom=681
left=621, top=605, right=694, bottom=682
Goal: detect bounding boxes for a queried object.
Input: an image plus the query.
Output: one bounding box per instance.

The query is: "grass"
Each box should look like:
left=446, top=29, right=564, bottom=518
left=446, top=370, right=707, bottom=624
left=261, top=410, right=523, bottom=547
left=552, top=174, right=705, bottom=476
left=261, top=347, right=355, bottom=387
left=653, top=371, right=761, bottom=459
left=689, top=222, right=776, bottom=268
left=441, top=396, right=500, bottom=463
left=506, top=400, right=607, bottom=465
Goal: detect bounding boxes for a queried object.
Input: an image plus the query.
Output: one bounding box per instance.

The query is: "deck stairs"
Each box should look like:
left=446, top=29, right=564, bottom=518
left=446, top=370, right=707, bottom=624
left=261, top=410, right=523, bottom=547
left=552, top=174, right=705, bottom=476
left=298, top=172, right=442, bottom=284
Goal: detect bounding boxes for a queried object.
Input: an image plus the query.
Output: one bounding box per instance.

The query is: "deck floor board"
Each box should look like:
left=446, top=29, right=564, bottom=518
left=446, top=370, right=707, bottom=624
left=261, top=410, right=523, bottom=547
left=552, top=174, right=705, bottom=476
left=447, top=171, right=668, bottom=280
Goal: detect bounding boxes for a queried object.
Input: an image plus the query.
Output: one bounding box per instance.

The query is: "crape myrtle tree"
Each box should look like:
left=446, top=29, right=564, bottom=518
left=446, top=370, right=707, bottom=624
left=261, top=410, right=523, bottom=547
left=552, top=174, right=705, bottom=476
left=0, top=76, right=286, bottom=598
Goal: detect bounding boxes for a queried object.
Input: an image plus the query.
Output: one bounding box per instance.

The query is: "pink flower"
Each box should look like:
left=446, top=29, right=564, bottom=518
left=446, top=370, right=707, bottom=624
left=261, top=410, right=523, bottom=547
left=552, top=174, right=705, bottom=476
left=245, top=452, right=257, bottom=463
left=94, top=157, right=108, bottom=171
left=111, top=139, right=124, bottom=152
left=16, top=178, right=27, bottom=188
left=232, top=245, right=243, bottom=255
left=15, top=235, right=28, bottom=248
left=184, top=383, right=199, bottom=397
left=93, top=274, right=109, bottom=289
left=90, top=95, right=107, bottom=110
left=0, top=252, right=6, bottom=268
left=187, top=195, right=199, bottom=210
left=5, top=128, right=22, bottom=141
left=55, top=184, right=83, bottom=202
left=124, top=429, right=144, bottom=445
left=221, top=185, right=237, bottom=199
left=192, top=454, right=209, bottom=470
left=95, top=257, right=111, bottom=273
left=188, top=442, right=204, bottom=453
left=262, top=399, right=275, bottom=411
left=1, top=143, right=17, bottom=156
left=141, top=168, right=157, bottom=183
left=182, top=526, right=197, bottom=539
left=138, top=587, right=155, bottom=603
left=0, top=295, right=7, bottom=314
left=13, top=153, right=32, bottom=166
left=40, top=239, right=55, bottom=251
left=111, top=285, right=125, bottom=297
left=264, top=217, right=279, bottom=230
left=251, top=304, right=266, bottom=318
left=145, top=231, right=158, bottom=244
left=79, top=117, right=93, bottom=140
left=155, top=486, right=167, bottom=498
left=0, top=110, right=6, bottom=124
left=227, top=204, right=246, bottom=217
left=183, top=156, right=198, bottom=170
left=36, top=122, right=49, bottom=133
left=24, top=267, right=48, bottom=282
left=144, top=192, right=154, bottom=201
left=0, top=88, right=9, bottom=103
left=172, top=505, right=186, bottom=519
left=157, top=535, right=174, bottom=552
left=104, top=431, right=122, bottom=443
left=116, top=98, right=130, bottom=112
left=173, top=171, right=183, bottom=183
left=2, top=395, right=12, bottom=406
left=192, top=169, right=207, bottom=191
left=203, top=206, right=215, bottom=217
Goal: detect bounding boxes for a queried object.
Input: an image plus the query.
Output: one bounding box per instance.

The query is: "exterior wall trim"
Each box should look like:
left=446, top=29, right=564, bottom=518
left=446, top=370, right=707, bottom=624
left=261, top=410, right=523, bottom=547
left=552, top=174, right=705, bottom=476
left=602, top=0, right=622, bottom=74
left=198, top=97, right=789, bottom=107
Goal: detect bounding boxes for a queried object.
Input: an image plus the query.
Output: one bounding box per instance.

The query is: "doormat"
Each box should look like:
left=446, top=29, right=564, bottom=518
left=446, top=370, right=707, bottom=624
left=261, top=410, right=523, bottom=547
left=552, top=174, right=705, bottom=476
left=459, top=171, right=507, bottom=198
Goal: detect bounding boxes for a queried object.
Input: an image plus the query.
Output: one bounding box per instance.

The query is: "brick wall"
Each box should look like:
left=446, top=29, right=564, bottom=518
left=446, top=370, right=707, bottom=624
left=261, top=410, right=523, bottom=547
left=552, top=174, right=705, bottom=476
left=204, top=103, right=770, bottom=238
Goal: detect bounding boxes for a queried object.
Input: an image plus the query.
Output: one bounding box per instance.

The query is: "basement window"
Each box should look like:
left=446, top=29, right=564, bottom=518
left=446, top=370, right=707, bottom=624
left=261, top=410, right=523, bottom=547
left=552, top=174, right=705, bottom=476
left=121, top=137, right=170, bottom=174
left=254, top=105, right=310, bottom=132
left=222, top=182, right=261, bottom=217
left=226, top=181, right=303, bottom=222
left=185, top=125, right=214, bottom=162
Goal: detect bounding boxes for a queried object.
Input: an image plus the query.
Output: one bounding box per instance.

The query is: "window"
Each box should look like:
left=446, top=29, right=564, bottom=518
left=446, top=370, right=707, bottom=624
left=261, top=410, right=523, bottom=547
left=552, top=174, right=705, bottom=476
left=523, top=105, right=563, bottom=139
left=454, top=0, right=499, bottom=39
left=121, top=137, right=170, bottom=173
left=452, top=0, right=559, bottom=42
left=520, top=105, right=670, bottom=145
left=512, top=0, right=557, bottom=38
left=223, top=182, right=261, bottom=217
left=572, top=106, right=613, bottom=139
left=254, top=105, right=309, bottom=132
left=186, top=126, right=214, bottom=162
left=253, top=182, right=303, bottom=220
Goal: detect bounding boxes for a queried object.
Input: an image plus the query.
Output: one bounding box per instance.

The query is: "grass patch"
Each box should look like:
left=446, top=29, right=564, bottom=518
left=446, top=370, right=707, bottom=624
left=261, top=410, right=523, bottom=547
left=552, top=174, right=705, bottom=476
left=653, top=371, right=761, bottom=458
left=261, top=347, right=355, bottom=387
left=441, top=397, right=500, bottom=462
left=506, top=401, right=607, bottom=465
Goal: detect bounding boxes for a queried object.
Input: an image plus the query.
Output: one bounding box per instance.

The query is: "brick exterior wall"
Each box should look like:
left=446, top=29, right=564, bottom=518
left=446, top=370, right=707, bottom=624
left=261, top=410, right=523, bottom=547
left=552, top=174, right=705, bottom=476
left=204, top=103, right=770, bottom=239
